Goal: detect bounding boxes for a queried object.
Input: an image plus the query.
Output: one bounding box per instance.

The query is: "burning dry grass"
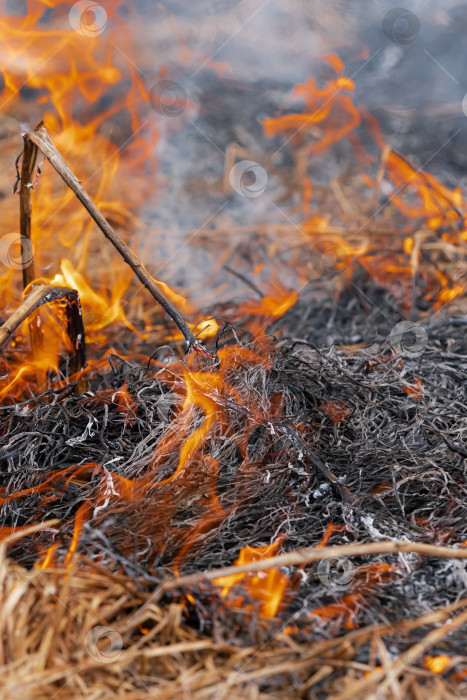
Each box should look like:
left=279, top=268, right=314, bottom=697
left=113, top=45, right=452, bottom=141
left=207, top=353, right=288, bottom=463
left=0, top=97, right=465, bottom=700
left=0, top=315, right=466, bottom=698
left=0, top=3, right=466, bottom=697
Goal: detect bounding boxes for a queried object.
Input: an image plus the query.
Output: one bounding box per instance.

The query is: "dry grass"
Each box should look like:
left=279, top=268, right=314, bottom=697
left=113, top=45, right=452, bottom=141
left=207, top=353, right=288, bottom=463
left=1, top=524, right=467, bottom=700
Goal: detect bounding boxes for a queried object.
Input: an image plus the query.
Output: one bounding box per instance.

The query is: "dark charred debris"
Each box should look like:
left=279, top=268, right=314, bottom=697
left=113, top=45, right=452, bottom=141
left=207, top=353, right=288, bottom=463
left=0, top=278, right=465, bottom=658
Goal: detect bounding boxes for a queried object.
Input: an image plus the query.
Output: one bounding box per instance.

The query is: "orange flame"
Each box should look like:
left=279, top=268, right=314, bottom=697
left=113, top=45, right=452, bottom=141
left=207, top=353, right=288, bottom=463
left=0, top=9, right=465, bottom=622
left=214, top=538, right=289, bottom=618
left=0, top=0, right=164, bottom=400
left=425, top=655, right=451, bottom=674
left=264, top=55, right=465, bottom=310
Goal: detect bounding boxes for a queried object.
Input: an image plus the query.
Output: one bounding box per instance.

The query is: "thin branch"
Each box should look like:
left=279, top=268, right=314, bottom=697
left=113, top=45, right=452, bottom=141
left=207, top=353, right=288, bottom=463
left=24, top=122, right=215, bottom=360
left=222, top=264, right=265, bottom=298
left=165, top=539, right=467, bottom=587
left=19, top=135, right=44, bottom=357
left=128, top=540, right=467, bottom=625
left=0, top=284, right=48, bottom=348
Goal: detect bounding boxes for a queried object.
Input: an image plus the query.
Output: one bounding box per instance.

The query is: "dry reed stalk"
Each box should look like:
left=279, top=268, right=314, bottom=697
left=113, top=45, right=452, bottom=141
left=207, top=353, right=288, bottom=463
left=18, top=136, right=44, bottom=361
left=376, top=607, right=467, bottom=696
left=0, top=284, right=48, bottom=348
left=151, top=539, right=467, bottom=595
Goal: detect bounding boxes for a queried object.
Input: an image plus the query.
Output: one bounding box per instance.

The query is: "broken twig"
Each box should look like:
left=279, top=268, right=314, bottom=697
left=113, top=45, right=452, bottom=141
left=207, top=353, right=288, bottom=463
left=0, top=284, right=86, bottom=375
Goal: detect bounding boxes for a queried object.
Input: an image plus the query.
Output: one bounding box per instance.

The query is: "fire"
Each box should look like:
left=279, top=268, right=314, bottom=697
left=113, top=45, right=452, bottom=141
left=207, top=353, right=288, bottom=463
left=166, top=318, right=219, bottom=342
left=0, top=1, right=230, bottom=401
left=65, top=501, right=91, bottom=564
left=264, top=54, right=465, bottom=310
left=0, top=343, right=281, bottom=567
left=425, top=655, right=451, bottom=674
left=0, top=0, right=162, bottom=400
left=50, top=258, right=137, bottom=337
left=310, top=562, right=397, bottom=630
left=238, top=280, right=299, bottom=336
left=0, top=16, right=463, bottom=405
left=434, top=283, right=464, bottom=308
left=213, top=539, right=289, bottom=618
left=263, top=58, right=360, bottom=154
left=0, top=5, right=465, bottom=635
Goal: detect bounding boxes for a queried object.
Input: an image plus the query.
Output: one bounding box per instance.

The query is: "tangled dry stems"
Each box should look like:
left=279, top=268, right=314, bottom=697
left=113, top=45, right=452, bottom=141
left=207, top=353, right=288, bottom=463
left=0, top=306, right=466, bottom=698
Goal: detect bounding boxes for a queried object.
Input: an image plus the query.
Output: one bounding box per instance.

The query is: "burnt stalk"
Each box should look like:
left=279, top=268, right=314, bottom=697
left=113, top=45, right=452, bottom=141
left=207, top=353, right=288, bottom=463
left=19, top=135, right=44, bottom=357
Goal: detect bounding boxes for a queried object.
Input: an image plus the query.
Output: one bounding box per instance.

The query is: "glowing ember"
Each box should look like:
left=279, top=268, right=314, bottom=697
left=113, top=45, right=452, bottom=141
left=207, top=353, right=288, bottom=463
left=425, top=655, right=451, bottom=674
left=403, top=376, right=424, bottom=402
left=320, top=400, right=350, bottom=424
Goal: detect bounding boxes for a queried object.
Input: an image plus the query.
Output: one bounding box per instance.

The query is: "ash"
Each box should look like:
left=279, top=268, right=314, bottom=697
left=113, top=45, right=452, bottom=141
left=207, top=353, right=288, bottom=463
left=0, top=282, right=465, bottom=656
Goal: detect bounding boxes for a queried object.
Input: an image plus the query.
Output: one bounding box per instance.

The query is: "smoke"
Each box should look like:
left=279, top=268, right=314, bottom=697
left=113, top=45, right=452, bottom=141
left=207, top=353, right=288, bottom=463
left=124, top=0, right=467, bottom=296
